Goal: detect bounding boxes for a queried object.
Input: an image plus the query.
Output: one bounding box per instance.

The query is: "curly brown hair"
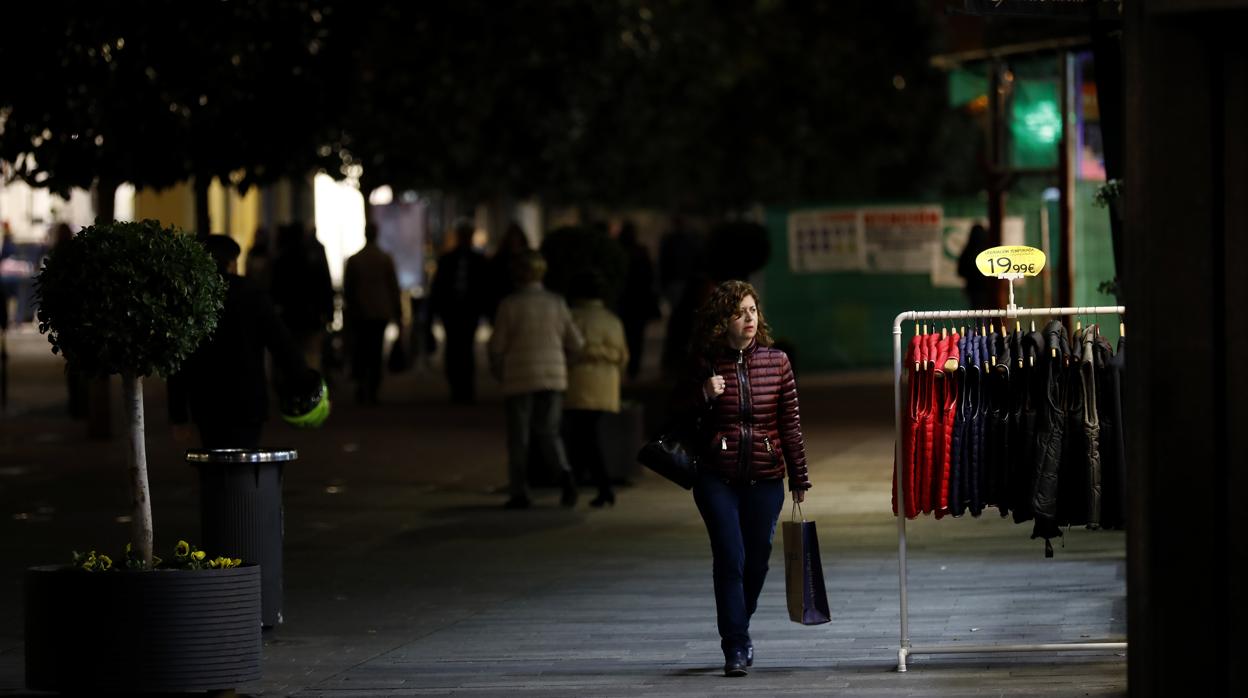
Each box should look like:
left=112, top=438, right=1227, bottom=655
left=691, top=280, right=774, bottom=357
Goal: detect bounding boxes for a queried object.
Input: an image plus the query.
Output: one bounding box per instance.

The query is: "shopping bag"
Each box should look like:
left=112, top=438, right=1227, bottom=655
left=782, top=503, right=831, bottom=625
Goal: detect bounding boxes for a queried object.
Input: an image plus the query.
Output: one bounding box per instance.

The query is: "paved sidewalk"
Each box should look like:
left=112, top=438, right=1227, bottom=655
left=0, top=328, right=1126, bottom=696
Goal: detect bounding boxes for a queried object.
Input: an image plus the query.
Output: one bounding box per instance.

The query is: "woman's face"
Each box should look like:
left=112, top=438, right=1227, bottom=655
left=726, top=294, right=759, bottom=348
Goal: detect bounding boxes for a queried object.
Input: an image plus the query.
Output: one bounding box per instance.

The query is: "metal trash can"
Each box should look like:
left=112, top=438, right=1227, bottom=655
left=185, top=448, right=297, bottom=628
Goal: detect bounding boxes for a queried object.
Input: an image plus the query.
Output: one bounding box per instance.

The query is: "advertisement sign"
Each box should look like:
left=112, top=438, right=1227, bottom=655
left=786, top=208, right=865, bottom=273
left=861, top=206, right=942, bottom=273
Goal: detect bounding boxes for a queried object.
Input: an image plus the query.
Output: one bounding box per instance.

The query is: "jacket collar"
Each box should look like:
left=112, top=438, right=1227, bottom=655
left=721, top=337, right=759, bottom=358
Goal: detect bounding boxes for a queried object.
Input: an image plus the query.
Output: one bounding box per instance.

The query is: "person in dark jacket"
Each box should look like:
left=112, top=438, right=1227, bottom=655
left=615, top=221, right=660, bottom=380
left=270, top=223, right=334, bottom=371
left=168, top=235, right=310, bottom=448
left=671, top=280, right=812, bottom=677
left=431, top=219, right=489, bottom=404
left=344, top=223, right=402, bottom=405
left=957, top=224, right=995, bottom=310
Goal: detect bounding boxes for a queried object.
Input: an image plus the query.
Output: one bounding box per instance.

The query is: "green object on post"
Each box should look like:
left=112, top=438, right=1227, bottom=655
left=1011, top=79, right=1062, bottom=168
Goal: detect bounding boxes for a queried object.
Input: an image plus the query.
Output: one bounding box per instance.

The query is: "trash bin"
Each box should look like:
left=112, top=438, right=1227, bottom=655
left=185, top=448, right=297, bottom=628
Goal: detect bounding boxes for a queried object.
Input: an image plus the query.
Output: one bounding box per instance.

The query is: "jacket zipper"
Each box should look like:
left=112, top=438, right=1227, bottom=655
left=737, top=349, right=752, bottom=481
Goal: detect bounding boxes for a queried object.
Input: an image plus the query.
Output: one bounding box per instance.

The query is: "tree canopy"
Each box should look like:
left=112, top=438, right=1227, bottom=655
left=1, top=1, right=962, bottom=211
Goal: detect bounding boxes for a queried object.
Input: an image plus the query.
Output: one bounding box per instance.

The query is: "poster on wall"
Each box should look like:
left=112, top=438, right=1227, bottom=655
left=932, top=216, right=1027, bottom=288
left=861, top=206, right=943, bottom=273
left=786, top=208, right=865, bottom=273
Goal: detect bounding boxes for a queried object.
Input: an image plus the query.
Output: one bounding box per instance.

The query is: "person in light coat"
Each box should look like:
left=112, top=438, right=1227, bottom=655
left=564, top=271, right=630, bottom=508
left=488, top=251, right=585, bottom=509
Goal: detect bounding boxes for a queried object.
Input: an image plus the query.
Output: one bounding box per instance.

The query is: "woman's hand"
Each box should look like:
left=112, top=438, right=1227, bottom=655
left=703, top=374, right=726, bottom=400
left=792, top=489, right=806, bottom=504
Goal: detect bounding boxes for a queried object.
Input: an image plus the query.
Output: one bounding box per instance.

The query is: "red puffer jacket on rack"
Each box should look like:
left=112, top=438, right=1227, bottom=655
left=932, top=332, right=961, bottom=516
left=894, top=333, right=926, bottom=518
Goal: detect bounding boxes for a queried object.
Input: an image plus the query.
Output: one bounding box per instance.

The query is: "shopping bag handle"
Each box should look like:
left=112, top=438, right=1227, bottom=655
left=791, top=501, right=805, bottom=522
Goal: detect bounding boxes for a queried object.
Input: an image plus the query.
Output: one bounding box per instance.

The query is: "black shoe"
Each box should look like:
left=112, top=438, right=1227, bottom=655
left=503, top=496, right=531, bottom=510
left=723, top=648, right=749, bottom=677
left=745, top=641, right=754, bottom=667
left=589, top=492, right=615, bottom=508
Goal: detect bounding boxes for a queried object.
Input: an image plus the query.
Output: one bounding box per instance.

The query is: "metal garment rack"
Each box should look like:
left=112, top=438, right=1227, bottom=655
left=891, top=304, right=1128, bottom=672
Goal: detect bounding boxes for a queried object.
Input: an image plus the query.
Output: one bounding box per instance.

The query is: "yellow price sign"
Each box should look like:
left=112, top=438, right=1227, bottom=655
left=975, top=245, right=1046, bottom=278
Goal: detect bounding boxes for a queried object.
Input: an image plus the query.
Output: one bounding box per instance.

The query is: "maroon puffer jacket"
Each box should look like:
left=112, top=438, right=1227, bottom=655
left=673, top=340, right=811, bottom=490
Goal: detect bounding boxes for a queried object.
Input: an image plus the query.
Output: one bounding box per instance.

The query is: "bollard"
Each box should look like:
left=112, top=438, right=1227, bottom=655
left=185, top=448, right=297, bottom=628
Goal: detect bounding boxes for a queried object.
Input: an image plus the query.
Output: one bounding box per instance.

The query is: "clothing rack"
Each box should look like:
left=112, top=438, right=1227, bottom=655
left=891, top=304, right=1128, bottom=672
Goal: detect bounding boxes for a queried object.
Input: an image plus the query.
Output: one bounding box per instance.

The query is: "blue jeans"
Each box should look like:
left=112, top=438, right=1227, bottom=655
left=693, top=473, right=785, bottom=654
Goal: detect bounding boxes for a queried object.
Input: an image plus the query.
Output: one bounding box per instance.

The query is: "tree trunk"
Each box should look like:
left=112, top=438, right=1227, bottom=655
left=87, top=177, right=119, bottom=440
left=122, top=372, right=154, bottom=567
left=95, top=177, right=118, bottom=224
left=194, top=176, right=212, bottom=240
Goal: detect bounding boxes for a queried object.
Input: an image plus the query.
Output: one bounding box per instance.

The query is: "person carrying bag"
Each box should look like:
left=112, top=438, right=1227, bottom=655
left=668, top=280, right=813, bottom=678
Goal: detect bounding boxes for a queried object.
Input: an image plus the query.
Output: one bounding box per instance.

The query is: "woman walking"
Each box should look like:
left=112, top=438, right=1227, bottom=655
left=564, top=271, right=629, bottom=507
left=671, top=280, right=811, bottom=677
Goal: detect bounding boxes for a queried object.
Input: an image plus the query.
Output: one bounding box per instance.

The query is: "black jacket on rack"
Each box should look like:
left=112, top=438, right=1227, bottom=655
left=1096, top=335, right=1127, bottom=529
left=1031, top=320, right=1070, bottom=550
left=985, top=329, right=1011, bottom=516
left=968, top=331, right=988, bottom=516
left=1012, top=328, right=1045, bottom=524
left=1058, top=327, right=1103, bottom=529
left=949, top=331, right=970, bottom=516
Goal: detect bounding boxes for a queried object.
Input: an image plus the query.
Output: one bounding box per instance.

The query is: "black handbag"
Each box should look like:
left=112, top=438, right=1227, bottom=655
left=636, top=420, right=702, bottom=490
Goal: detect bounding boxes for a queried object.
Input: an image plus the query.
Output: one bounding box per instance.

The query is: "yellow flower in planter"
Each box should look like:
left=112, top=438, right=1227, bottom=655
left=72, top=540, right=231, bottom=572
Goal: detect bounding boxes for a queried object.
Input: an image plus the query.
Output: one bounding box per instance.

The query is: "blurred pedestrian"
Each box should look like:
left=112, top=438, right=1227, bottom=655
left=244, top=226, right=272, bottom=293
left=658, top=215, right=703, bottom=309
left=486, top=221, right=531, bottom=323
left=0, top=223, right=15, bottom=332
left=670, top=280, right=812, bottom=677
left=661, top=272, right=715, bottom=379
left=615, top=220, right=660, bottom=381
left=488, top=251, right=585, bottom=509
left=270, top=222, right=334, bottom=370
left=564, top=270, right=629, bottom=508
left=957, top=223, right=995, bottom=310
left=344, top=223, right=402, bottom=405
left=42, top=223, right=87, bottom=418
left=430, top=219, right=489, bottom=404
left=168, top=235, right=311, bottom=448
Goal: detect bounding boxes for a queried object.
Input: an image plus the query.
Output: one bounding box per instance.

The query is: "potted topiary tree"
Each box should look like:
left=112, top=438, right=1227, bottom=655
left=24, top=219, right=264, bottom=693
